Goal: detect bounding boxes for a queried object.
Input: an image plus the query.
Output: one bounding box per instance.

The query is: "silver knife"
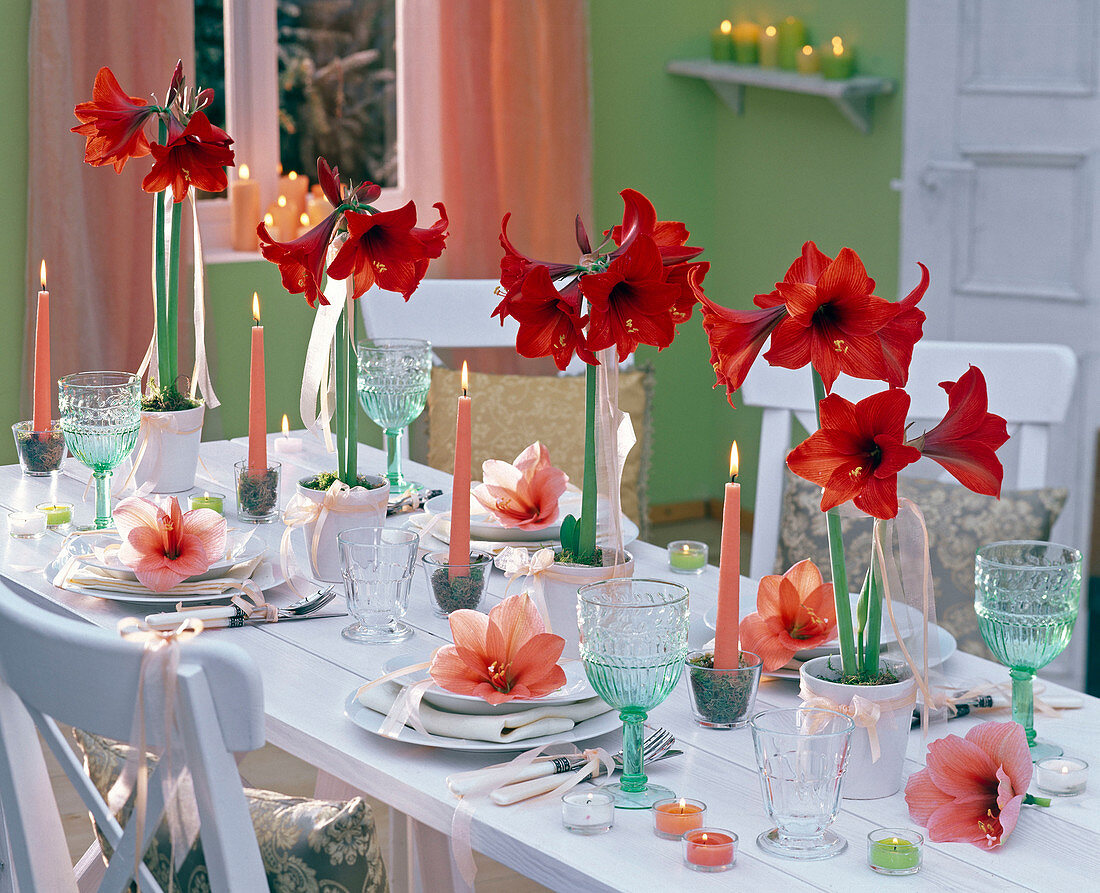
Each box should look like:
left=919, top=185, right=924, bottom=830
left=242, top=612, right=347, bottom=626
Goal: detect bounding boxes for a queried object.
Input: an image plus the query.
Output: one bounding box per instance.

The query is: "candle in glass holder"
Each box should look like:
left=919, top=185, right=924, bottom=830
left=759, top=25, right=779, bottom=68
left=561, top=791, right=614, bottom=835
left=683, top=828, right=736, bottom=872
left=668, top=540, right=707, bottom=574
left=710, top=20, right=733, bottom=61
left=188, top=492, right=225, bottom=514
left=8, top=511, right=47, bottom=539
left=1036, top=758, right=1088, bottom=795
left=867, top=829, right=923, bottom=875
left=35, top=502, right=73, bottom=528
left=653, top=798, right=706, bottom=839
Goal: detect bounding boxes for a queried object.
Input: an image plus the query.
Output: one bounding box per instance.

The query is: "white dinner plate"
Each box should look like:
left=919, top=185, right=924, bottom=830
left=381, top=655, right=595, bottom=716
left=84, top=539, right=263, bottom=583
left=343, top=687, right=619, bottom=753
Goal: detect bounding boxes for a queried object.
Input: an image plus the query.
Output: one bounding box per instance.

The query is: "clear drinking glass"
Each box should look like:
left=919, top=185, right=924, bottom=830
left=337, top=527, right=420, bottom=643
left=356, top=338, right=432, bottom=497
left=975, top=541, right=1083, bottom=760
left=578, top=578, right=690, bottom=809
left=57, top=372, right=141, bottom=529
left=750, top=707, right=854, bottom=860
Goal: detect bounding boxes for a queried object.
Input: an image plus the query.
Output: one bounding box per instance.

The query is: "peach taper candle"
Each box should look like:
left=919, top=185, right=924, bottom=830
left=448, top=362, right=472, bottom=575
left=714, top=442, right=741, bottom=669
left=32, top=260, right=51, bottom=436
left=248, top=293, right=267, bottom=473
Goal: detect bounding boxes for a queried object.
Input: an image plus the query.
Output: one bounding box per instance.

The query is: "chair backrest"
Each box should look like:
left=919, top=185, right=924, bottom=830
left=0, top=586, right=267, bottom=892
left=740, top=340, right=1078, bottom=580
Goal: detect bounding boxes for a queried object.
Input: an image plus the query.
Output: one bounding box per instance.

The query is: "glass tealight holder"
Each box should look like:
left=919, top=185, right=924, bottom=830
left=421, top=550, right=493, bottom=616
left=12, top=420, right=67, bottom=476
left=561, top=791, right=614, bottom=835
left=188, top=492, right=225, bottom=514
left=668, top=540, right=708, bottom=574
left=682, top=828, right=737, bottom=872
left=1035, top=757, right=1088, bottom=796
left=35, top=502, right=73, bottom=529
left=8, top=511, right=47, bottom=539
left=685, top=650, right=762, bottom=729
left=867, top=828, right=923, bottom=876
left=653, top=798, right=706, bottom=839
left=234, top=461, right=281, bottom=523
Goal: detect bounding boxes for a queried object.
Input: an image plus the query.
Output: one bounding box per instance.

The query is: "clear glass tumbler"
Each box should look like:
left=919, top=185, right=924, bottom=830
left=338, top=527, right=420, bottom=643
left=750, top=707, right=854, bottom=860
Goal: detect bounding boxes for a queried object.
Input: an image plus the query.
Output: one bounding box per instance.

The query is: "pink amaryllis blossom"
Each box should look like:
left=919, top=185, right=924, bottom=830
left=472, top=442, right=569, bottom=530
left=113, top=496, right=227, bottom=592
left=905, top=721, right=1034, bottom=849
left=738, top=559, right=837, bottom=671
left=430, top=593, right=567, bottom=705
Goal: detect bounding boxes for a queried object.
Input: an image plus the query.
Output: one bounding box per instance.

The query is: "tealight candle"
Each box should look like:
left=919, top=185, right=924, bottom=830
left=668, top=540, right=707, bottom=574
left=682, top=828, right=736, bottom=872
left=35, top=502, right=73, bottom=528
left=188, top=492, right=225, bottom=514
left=9, top=511, right=47, bottom=539
left=653, top=798, right=706, bottom=839
left=867, top=828, right=923, bottom=875
left=273, top=413, right=304, bottom=453
left=1036, top=757, right=1088, bottom=796
left=561, top=791, right=614, bottom=835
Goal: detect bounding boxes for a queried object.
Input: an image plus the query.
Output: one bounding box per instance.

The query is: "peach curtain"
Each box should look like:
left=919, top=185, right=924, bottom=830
left=437, top=0, right=592, bottom=278
left=24, top=0, right=194, bottom=417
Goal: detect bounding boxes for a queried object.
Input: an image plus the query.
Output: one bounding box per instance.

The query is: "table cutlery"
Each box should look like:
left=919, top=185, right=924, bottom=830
left=144, top=585, right=337, bottom=630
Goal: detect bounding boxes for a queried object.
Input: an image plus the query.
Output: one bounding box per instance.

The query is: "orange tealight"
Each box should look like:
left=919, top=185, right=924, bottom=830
left=653, top=798, right=707, bottom=839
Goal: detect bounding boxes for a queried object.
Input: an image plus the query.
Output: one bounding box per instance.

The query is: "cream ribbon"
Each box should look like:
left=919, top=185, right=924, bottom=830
left=299, top=253, right=350, bottom=449
left=110, top=616, right=204, bottom=890
left=593, top=347, right=636, bottom=554
left=355, top=660, right=438, bottom=738
left=494, top=547, right=555, bottom=631
left=798, top=679, right=916, bottom=763
left=168, top=579, right=278, bottom=626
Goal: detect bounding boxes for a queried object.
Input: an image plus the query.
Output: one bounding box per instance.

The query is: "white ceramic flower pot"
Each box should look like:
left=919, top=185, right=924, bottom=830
left=541, top=551, right=634, bottom=660
left=131, top=403, right=205, bottom=494
left=295, top=477, right=388, bottom=582
left=799, top=655, right=916, bottom=800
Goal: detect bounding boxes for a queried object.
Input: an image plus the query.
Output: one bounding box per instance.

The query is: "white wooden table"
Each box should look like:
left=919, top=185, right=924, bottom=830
left=1, top=436, right=1097, bottom=892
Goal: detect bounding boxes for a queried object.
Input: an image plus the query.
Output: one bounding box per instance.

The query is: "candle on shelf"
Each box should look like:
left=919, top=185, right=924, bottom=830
left=1035, top=757, right=1088, bottom=795
left=561, top=791, right=614, bottom=835
left=448, top=362, right=473, bottom=576
left=653, top=798, right=707, bottom=839
left=263, top=212, right=281, bottom=242
left=759, top=25, right=779, bottom=68
left=35, top=502, right=73, bottom=528
left=668, top=540, right=708, bottom=574
left=796, top=45, right=820, bottom=75
left=248, top=293, right=268, bottom=473
left=867, top=829, right=923, bottom=875
left=32, top=260, right=51, bottom=436
left=821, top=36, right=856, bottom=79
left=273, top=194, right=299, bottom=241
left=279, top=169, right=310, bottom=217
left=188, top=492, right=225, bottom=514
left=731, top=22, right=761, bottom=64
left=776, top=16, right=806, bottom=70
left=713, top=443, right=741, bottom=669
left=8, top=511, right=47, bottom=539
left=710, top=20, right=733, bottom=62
left=229, top=164, right=262, bottom=252
left=305, top=193, right=334, bottom=228
left=683, top=828, right=737, bottom=872
left=274, top=413, right=304, bottom=454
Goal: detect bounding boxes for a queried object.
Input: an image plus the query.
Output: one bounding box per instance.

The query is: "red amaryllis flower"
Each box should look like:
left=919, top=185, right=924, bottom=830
left=258, top=211, right=340, bottom=308
left=608, top=188, right=704, bottom=264
left=326, top=201, right=448, bottom=300
left=905, top=721, right=1032, bottom=849
left=498, top=212, right=578, bottom=296
left=700, top=293, right=787, bottom=407
left=787, top=389, right=922, bottom=520
left=911, top=366, right=1009, bottom=498
left=866, top=263, right=928, bottom=387
left=765, top=247, right=901, bottom=392
left=142, top=111, right=235, bottom=200
left=739, top=559, right=837, bottom=671
left=666, top=260, right=709, bottom=326
left=71, top=67, right=156, bottom=173
left=505, top=266, right=594, bottom=370
left=583, top=235, right=680, bottom=359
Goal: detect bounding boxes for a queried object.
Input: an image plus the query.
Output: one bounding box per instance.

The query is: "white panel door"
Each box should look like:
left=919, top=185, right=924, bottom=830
left=899, top=0, right=1100, bottom=689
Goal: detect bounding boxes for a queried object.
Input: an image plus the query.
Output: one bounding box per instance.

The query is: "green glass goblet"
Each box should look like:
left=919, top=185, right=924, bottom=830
left=975, top=541, right=1082, bottom=761
left=58, top=372, right=141, bottom=529
left=578, top=578, right=690, bottom=809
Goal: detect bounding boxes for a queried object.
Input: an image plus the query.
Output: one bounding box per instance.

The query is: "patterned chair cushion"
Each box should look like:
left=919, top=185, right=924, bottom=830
left=426, top=365, right=653, bottom=529
left=72, top=729, right=388, bottom=893
left=774, top=472, right=1068, bottom=660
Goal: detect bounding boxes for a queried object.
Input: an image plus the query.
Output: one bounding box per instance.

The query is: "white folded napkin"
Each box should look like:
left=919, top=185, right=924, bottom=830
left=357, top=680, right=612, bottom=744
left=56, top=553, right=265, bottom=597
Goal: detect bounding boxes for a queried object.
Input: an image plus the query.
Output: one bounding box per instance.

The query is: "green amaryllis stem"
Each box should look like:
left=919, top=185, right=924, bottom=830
left=344, top=298, right=358, bottom=485
left=864, top=543, right=882, bottom=678
left=166, top=194, right=182, bottom=386
left=334, top=309, right=347, bottom=484
left=812, top=368, right=856, bottom=675
left=856, top=568, right=869, bottom=672
left=154, top=117, right=169, bottom=389
left=577, top=363, right=598, bottom=563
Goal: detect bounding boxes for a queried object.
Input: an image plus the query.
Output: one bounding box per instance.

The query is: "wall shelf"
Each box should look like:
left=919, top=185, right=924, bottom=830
left=666, top=59, right=895, bottom=134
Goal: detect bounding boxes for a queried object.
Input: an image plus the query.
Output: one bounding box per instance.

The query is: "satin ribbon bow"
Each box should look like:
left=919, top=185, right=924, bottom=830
left=495, top=546, right=555, bottom=631
left=280, top=479, right=364, bottom=598
left=116, top=412, right=205, bottom=495
left=172, top=578, right=278, bottom=624
left=798, top=679, right=916, bottom=763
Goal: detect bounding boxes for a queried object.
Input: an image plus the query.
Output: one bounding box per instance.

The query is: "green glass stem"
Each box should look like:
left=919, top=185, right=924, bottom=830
left=577, top=363, right=598, bottom=562
left=618, top=710, right=648, bottom=794
left=93, top=471, right=112, bottom=529
left=384, top=428, right=407, bottom=491
left=1010, top=668, right=1037, bottom=747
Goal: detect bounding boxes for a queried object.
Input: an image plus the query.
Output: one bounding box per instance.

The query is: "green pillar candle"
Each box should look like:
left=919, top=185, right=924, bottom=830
left=710, top=20, right=733, bottom=61
left=821, top=36, right=855, bottom=79
left=731, top=22, right=760, bottom=64
left=776, top=17, right=806, bottom=70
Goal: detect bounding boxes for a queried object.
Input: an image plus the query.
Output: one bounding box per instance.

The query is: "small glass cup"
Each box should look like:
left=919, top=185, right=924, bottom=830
left=653, top=798, right=707, bottom=839
left=667, top=540, right=708, bottom=574
left=685, top=650, right=762, bottom=729
left=188, top=492, right=225, bottom=514
left=35, top=502, right=73, bottom=529
left=561, top=791, right=614, bottom=835
left=234, top=460, right=281, bottom=523
left=682, top=828, right=737, bottom=872
left=8, top=511, right=47, bottom=539
left=421, top=550, right=493, bottom=616
left=867, top=828, right=923, bottom=876
left=1035, top=757, right=1088, bottom=796
left=339, top=527, right=420, bottom=643
left=12, top=420, right=68, bottom=476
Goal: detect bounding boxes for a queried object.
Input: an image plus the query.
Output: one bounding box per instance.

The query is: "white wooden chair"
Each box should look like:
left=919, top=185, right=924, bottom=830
left=740, top=340, right=1078, bottom=581
left=0, top=585, right=267, bottom=893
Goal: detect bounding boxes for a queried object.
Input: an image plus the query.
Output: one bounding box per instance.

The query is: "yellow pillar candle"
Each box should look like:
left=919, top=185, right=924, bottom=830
left=759, top=25, right=779, bottom=68
left=777, top=16, right=806, bottom=70
left=796, top=45, right=820, bottom=75
left=278, top=169, right=309, bottom=217
left=229, top=164, right=261, bottom=252
left=731, top=22, right=761, bottom=64
left=710, top=20, right=733, bottom=61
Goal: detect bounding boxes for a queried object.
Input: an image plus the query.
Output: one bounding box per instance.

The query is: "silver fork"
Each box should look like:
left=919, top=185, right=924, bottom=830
left=277, top=586, right=337, bottom=619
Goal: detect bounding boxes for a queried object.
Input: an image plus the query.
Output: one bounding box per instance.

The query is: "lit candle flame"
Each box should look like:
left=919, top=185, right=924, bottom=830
left=252, top=292, right=261, bottom=325
left=765, top=25, right=777, bottom=37
left=678, top=798, right=687, bottom=811
left=300, top=212, right=310, bottom=226
left=802, top=45, right=813, bottom=56
left=203, top=491, right=210, bottom=499
left=832, top=36, right=845, bottom=55
left=240, top=164, right=251, bottom=180
left=264, top=213, right=274, bottom=226
left=39, top=260, right=47, bottom=290
left=277, top=195, right=288, bottom=208
left=281, top=413, right=290, bottom=437
left=720, top=20, right=732, bottom=34
left=461, top=361, right=469, bottom=396
left=288, top=171, right=298, bottom=181
left=1062, top=765, right=1070, bottom=775
left=729, top=442, right=739, bottom=480
left=701, top=833, right=708, bottom=845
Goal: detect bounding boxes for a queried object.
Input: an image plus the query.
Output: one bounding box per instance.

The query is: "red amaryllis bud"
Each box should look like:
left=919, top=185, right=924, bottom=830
left=194, top=88, right=215, bottom=111
left=317, top=157, right=344, bottom=206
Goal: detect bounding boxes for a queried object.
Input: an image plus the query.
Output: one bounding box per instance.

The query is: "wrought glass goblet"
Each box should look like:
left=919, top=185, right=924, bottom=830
left=357, top=338, right=432, bottom=497
left=58, top=372, right=141, bottom=529
left=578, top=578, right=689, bottom=809
left=975, top=541, right=1082, bottom=760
